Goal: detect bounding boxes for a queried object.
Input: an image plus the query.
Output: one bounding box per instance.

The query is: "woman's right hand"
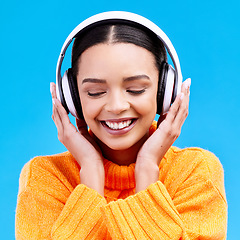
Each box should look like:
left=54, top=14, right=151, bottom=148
left=50, top=82, right=105, bottom=195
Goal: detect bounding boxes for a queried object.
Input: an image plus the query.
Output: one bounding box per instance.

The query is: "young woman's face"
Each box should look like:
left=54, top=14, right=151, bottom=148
left=77, top=43, right=159, bottom=150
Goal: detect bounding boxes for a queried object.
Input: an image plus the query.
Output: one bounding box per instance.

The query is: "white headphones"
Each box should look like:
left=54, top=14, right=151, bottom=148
left=56, top=11, right=183, bottom=118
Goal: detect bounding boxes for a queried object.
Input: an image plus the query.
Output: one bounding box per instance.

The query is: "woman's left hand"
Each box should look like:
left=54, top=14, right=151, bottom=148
left=135, top=78, right=191, bottom=192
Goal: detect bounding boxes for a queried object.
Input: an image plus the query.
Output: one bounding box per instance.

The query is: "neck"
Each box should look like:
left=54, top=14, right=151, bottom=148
left=95, top=133, right=149, bottom=166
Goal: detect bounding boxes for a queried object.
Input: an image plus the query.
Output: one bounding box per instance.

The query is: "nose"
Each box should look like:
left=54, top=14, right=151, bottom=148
left=104, top=91, right=130, bottom=115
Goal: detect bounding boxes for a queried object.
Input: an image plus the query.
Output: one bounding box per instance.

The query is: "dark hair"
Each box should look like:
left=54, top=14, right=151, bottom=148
left=71, top=21, right=167, bottom=80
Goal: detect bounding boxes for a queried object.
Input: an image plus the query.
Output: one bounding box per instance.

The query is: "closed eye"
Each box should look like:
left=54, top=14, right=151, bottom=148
left=88, top=91, right=106, bottom=97
left=126, top=89, right=146, bottom=95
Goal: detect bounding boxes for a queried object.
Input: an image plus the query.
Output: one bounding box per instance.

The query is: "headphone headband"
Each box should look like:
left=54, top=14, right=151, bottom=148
left=56, top=11, right=182, bottom=96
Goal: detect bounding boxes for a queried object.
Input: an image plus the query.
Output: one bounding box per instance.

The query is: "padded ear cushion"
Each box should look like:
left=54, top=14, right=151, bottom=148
left=61, top=70, right=78, bottom=118
left=157, top=62, right=168, bottom=115
left=162, top=65, right=175, bottom=114
left=171, top=70, right=178, bottom=104
left=56, top=73, right=70, bottom=114
left=67, top=68, right=84, bottom=119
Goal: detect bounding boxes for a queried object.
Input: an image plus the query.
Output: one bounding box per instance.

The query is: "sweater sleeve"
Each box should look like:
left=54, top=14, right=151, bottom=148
left=51, top=184, right=108, bottom=239
left=101, top=149, right=227, bottom=240
left=15, top=158, right=109, bottom=240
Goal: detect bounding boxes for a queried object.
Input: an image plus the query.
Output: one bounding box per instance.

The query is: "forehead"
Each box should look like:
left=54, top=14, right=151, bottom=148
left=77, top=42, right=158, bottom=76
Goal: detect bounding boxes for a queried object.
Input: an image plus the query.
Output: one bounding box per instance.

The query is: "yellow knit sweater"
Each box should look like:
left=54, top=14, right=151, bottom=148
left=16, top=127, right=227, bottom=239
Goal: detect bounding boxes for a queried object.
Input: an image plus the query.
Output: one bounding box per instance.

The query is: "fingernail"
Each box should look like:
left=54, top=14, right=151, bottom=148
left=52, top=98, right=56, bottom=105
left=185, top=78, right=191, bottom=90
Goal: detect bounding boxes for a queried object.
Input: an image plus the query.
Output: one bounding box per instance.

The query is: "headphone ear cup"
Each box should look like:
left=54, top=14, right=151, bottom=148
left=157, top=62, right=168, bottom=115
left=60, top=70, right=78, bottom=118
left=56, top=71, right=70, bottom=114
left=157, top=62, right=176, bottom=115
left=162, top=65, right=175, bottom=114
left=67, top=68, right=84, bottom=119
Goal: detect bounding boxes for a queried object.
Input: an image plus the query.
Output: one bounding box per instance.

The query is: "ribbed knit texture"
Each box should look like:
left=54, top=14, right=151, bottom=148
left=16, top=124, right=227, bottom=239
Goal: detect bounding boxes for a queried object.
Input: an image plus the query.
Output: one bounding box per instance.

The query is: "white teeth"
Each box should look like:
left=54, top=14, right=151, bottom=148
left=105, top=120, right=132, bottom=130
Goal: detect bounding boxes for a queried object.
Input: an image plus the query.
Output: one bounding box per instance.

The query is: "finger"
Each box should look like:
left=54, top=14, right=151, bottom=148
left=174, top=94, right=189, bottom=129
left=164, top=92, right=183, bottom=124
left=154, top=79, right=191, bottom=128
left=173, top=79, right=191, bottom=127
left=50, top=82, right=65, bottom=129
left=170, top=78, right=190, bottom=124
left=50, top=82, right=57, bottom=99
left=181, top=78, right=191, bottom=96
left=52, top=100, right=64, bottom=134
left=53, top=97, right=71, bottom=127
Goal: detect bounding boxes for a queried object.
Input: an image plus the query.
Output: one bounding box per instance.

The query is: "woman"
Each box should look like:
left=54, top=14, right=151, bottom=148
left=16, top=12, right=227, bottom=239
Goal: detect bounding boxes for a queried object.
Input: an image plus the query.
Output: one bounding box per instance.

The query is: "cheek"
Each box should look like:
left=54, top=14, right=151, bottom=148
left=79, top=94, right=100, bottom=123
left=135, top=89, right=157, bottom=117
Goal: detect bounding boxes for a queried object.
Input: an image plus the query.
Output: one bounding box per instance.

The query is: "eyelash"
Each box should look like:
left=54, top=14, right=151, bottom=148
left=87, top=89, right=146, bottom=97
left=87, top=91, right=106, bottom=97
left=127, top=89, right=146, bottom=95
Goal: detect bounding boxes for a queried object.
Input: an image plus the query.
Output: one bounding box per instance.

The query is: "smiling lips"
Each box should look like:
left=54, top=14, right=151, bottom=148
left=100, top=119, right=137, bottom=135
left=105, top=120, right=132, bottom=130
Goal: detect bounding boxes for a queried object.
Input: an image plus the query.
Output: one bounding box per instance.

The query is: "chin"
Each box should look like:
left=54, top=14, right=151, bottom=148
left=99, top=132, right=149, bottom=152
left=106, top=141, right=134, bottom=151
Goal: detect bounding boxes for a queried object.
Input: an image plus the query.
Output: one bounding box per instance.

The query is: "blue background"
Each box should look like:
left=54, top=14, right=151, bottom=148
left=1, top=0, right=239, bottom=238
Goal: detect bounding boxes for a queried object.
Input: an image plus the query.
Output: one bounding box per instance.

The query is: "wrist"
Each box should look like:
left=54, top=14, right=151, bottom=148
left=80, top=162, right=105, bottom=196
left=135, top=161, right=159, bottom=193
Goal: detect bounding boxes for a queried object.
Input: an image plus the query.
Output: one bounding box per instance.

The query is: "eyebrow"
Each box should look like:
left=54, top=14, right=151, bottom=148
left=82, top=78, right=106, bottom=84
left=123, top=75, right=150, bottom=82
left=82, top=75, right=150, bottom=84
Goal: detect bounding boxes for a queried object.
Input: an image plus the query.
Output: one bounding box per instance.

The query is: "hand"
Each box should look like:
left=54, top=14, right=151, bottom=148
left=50, top=82, right=105, bottom=195
left=135, top=78, right=191, bottom=192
